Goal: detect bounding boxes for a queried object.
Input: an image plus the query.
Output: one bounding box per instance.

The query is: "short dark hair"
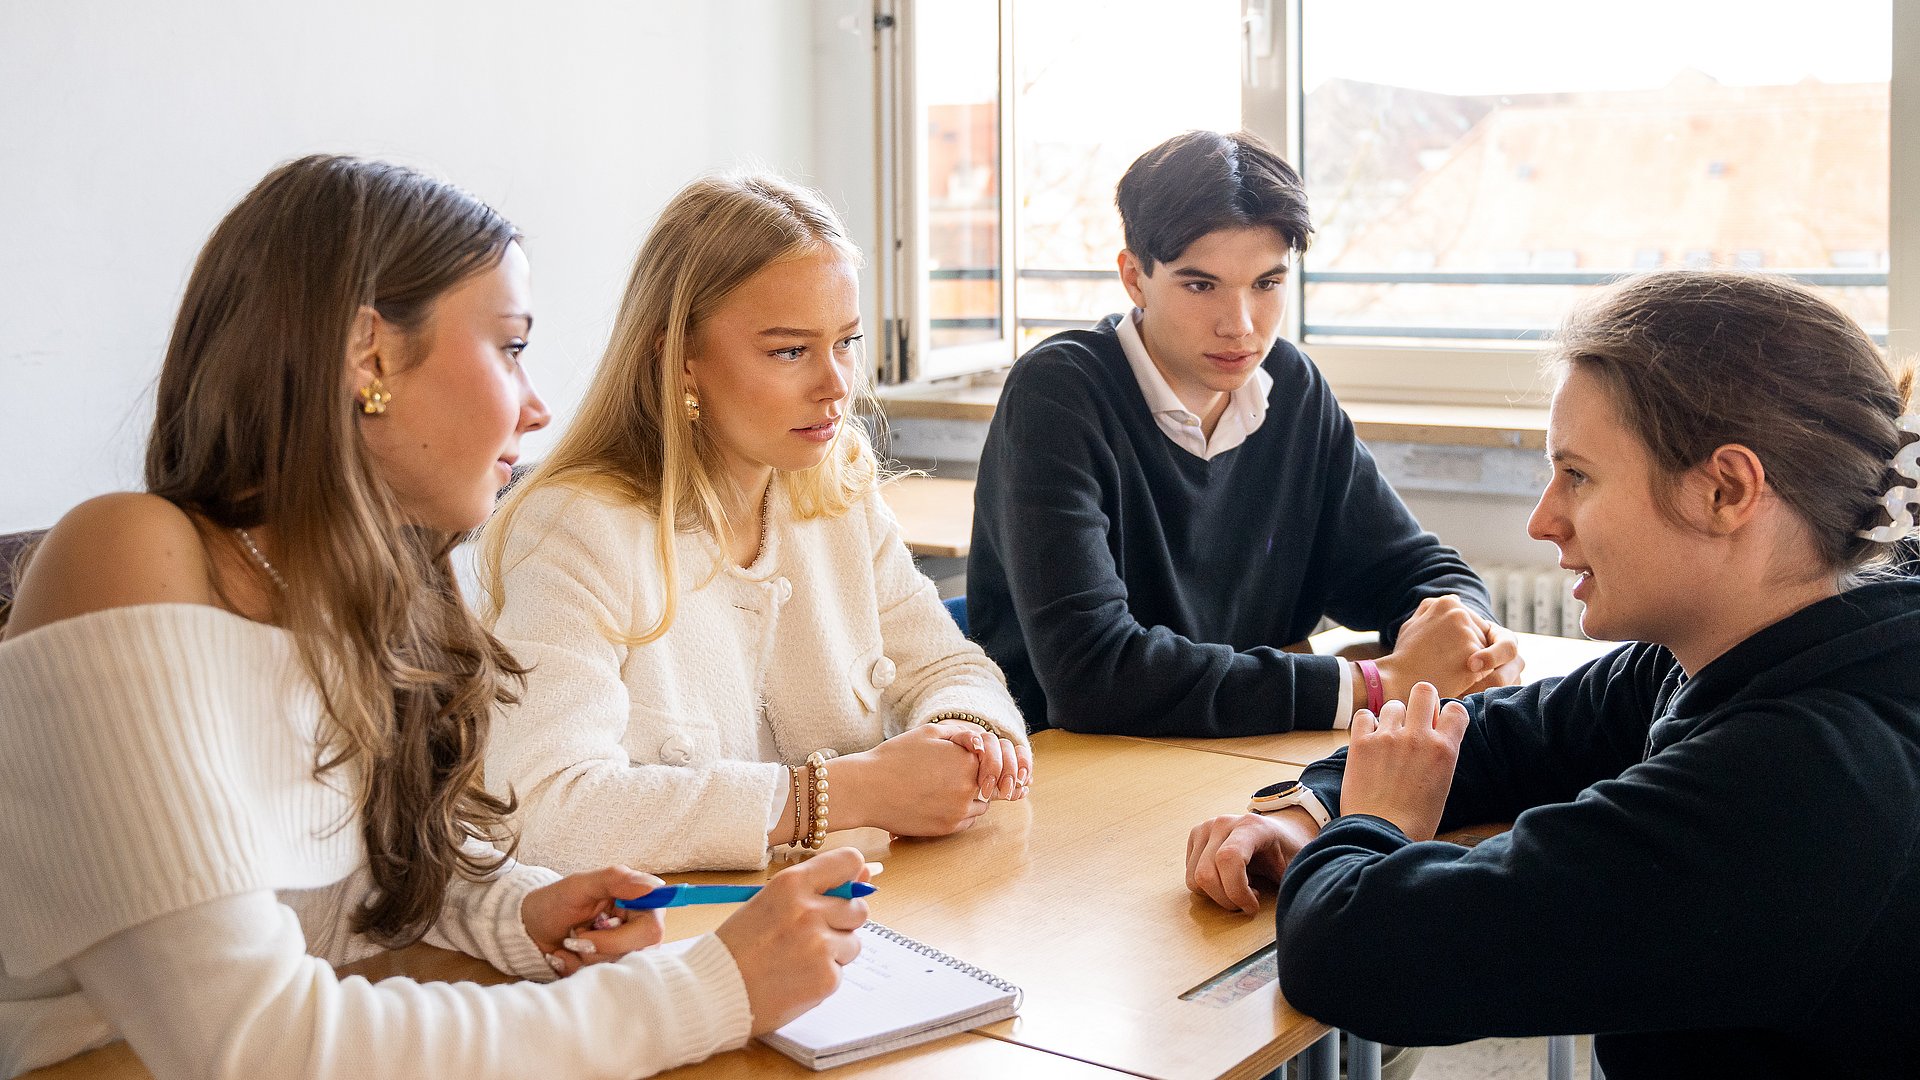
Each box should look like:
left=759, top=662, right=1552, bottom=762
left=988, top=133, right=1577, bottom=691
left=1115, top=130, right=1313, bottom=273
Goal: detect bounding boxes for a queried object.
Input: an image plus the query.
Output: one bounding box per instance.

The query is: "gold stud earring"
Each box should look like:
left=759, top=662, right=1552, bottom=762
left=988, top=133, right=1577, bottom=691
left=357, top=377, right=391, bottom=416
left=684, top=391, right=701, bottom=422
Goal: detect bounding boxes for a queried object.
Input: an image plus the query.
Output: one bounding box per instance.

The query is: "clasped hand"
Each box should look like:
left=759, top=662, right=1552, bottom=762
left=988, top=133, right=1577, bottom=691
left=1382, top=595, right=1523, bottom=699
left=837, top=720, right=1031, bottom=837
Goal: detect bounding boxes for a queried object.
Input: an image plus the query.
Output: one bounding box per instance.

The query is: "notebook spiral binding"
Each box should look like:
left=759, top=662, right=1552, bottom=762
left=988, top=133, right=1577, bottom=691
left=864, top=922, right=1024, bottom=1004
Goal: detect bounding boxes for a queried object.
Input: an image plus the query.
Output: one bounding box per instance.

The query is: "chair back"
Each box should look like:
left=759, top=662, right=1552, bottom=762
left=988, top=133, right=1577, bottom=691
left=942, top=594, right=969, bottom=638
left=0, top=529, right=49, bottom=607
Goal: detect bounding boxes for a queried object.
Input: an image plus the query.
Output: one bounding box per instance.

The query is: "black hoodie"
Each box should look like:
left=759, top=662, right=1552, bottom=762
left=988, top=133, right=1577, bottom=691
left=1280, top=579, right=1920, bottom=1079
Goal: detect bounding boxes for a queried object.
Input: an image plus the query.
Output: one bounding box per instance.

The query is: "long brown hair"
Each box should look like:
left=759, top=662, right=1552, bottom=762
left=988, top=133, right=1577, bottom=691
left=1549, top=270, right=1917, bottom=575
left=480, top=173, right=880, bottom=644
left=147, top=154, right=526, bottom=947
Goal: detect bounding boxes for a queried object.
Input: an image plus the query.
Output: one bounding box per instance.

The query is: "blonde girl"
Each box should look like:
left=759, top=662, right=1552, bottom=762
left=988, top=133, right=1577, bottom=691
left=481, top=174, right=1029, bottom=873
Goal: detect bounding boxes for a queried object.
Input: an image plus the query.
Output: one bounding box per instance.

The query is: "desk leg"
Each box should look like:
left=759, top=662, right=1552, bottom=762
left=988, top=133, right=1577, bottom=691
left=1296, top=1031, right=1338, bottom=1080
left=1346, top=1034, right=1382, bottom=1080
left=1546, top=1034, right=1576, bottom=1080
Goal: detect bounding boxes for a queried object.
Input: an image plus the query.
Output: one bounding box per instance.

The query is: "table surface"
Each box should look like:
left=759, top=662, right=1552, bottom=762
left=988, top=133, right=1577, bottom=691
left=31, top=632, right=1609, bottom=1080
left=30, top=732, right=1314, bottom=1080
left=879, top=475, right=975, bottom=558
left=22, top=1022, right=1129, bottom=1080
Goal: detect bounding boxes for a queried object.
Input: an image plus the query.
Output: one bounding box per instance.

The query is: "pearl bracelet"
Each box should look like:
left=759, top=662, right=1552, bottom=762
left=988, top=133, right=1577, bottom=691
left=803, top=750, right=831, bottom=849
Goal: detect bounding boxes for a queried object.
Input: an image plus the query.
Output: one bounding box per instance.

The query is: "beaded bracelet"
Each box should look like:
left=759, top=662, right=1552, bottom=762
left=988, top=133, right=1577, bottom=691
left=803, top=750, right=831, bottom=848
left=928, top=710, right=998, bottom=737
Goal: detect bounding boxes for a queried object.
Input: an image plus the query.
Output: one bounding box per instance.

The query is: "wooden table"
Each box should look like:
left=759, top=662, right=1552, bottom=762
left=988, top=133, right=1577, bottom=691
left=23, top=996, right=1123, bottom=1080
left=879, top=475, right=975, bottom=558
left=1142, top=630, right=1622, bottom=767
left=854, top=732, right=1323, bottom=1080
left=30, top=732, right=1317, bottom=1080
left=655, top=731, right=1324, bottom=1079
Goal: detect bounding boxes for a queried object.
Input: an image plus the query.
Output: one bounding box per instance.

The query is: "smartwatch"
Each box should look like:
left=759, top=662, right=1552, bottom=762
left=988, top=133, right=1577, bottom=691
left=1248, top=779, right=1331, bottom=827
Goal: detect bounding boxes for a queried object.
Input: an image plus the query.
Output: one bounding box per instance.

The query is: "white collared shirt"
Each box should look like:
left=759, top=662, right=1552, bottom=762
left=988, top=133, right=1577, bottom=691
left=1115, top=307, right=1274, bottom=461
left=1113, top=308, right=1356, bottom=728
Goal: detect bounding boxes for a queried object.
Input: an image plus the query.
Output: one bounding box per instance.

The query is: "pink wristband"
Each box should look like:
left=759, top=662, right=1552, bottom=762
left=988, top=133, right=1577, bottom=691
left=1356, top=659, right=1385, bottom=715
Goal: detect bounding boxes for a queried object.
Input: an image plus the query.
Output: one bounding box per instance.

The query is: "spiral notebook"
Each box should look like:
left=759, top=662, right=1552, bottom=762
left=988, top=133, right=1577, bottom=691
left=759, top=922, right=1023, bottom=1070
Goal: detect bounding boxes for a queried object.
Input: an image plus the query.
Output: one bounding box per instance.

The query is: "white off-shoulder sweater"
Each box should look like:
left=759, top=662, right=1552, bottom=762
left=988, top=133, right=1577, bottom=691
left=0, top=604, right=752, bottom=1079
left=486, top=479, right=1026, bottom=874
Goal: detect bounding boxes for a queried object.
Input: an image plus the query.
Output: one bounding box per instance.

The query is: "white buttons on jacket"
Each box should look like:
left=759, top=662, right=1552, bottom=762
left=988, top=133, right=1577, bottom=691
left=774, top=576, right=794, bottom=604
left=659, top=734, right=694, bottom=766
left=869, top=655, right=896, bottom=689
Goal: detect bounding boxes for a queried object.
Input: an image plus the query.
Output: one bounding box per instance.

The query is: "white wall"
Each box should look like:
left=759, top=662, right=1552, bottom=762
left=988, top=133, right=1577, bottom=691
left=0, top=0, right=837, bottom=532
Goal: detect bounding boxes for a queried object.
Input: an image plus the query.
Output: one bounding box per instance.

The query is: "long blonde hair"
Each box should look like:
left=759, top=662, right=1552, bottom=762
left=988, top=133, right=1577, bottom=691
left=146, top=155, right=525, bottom=948
left=482, top=174, right=878, bottom=643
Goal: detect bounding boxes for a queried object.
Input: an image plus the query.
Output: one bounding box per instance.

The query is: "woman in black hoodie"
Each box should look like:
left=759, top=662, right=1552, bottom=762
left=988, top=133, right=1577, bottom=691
left=1186, top=270, right=1920, bottom=1079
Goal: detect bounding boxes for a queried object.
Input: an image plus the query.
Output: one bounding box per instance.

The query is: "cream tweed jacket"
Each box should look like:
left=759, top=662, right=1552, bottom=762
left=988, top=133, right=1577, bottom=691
left=486, top=477, right=1026, bottom=873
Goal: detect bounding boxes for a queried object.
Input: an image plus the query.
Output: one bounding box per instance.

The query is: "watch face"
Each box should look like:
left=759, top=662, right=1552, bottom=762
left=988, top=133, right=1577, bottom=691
left=1249, top=779, right=1307, bottom=813
left=1252, top=780, right=1302, bottom=800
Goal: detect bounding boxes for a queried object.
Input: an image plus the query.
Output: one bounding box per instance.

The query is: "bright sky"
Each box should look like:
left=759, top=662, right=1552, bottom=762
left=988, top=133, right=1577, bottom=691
left=1302, top=0, right=1891, bottom=95
left=925, top=0, right=1892, bottom=101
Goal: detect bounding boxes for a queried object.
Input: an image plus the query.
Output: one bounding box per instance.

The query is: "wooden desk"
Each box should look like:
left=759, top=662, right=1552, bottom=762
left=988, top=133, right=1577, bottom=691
left=29, top=732, right=1314, bottom=1080
left=880, top=475, right=975, bottom=558
left=23, top=1017, right=1121, bottom=1080
left=1143, top=630, right=1622, bottom=767
left=857, top=731, right=1323, bottom=1079
left=663, top=731, right=1325, bottom=1078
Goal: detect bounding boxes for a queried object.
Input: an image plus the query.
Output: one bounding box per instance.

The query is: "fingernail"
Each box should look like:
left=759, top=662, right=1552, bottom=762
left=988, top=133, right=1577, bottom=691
left=973, top=736, right=983, bottom=750
left=1018, top=768, right=1030, bottom=785
left=591, top=913, right=623, bottom=931
left=545, top=952, right=567, bottom=975
left=864, top=861, right=885, bottom=877
left=563, top=937, right=597, bottom=956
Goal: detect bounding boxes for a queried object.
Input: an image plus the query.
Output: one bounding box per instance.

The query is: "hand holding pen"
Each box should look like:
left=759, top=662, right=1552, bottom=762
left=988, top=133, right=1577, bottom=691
left=522, top=856, right=879, bottom=979
left=716, top=847, right=878, bottom=1035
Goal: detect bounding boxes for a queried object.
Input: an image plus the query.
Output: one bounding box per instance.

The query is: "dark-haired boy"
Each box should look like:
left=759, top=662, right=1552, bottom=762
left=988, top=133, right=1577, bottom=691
left=970, top=130, right=1518, bottom=738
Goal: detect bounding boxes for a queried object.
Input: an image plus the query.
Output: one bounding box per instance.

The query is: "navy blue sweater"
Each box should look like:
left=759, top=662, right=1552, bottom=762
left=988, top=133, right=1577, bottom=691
left=968, top=316, right=1489, bottom=735
left=1281, top=580, right=1920, bottom=1078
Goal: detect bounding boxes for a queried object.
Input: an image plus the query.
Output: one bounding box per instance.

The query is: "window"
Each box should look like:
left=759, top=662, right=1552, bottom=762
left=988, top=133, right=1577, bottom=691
left=1293, top=0, right=1906, bottom=399
left=876, top=0, right=1243, bottom=381
left=876, top=0, right=1915, bottom=403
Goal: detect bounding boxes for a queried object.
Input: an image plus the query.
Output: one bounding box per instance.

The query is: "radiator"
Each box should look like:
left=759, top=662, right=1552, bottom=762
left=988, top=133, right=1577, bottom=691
left=1477, top=565, right=1586, bottom=639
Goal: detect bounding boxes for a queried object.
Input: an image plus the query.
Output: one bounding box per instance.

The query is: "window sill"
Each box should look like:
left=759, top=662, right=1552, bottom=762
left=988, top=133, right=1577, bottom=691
left=875, top=378, right=1547, bottom=450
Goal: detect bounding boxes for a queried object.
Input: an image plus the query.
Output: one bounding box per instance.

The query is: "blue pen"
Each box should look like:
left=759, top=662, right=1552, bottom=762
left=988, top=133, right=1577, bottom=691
left=614, top=881, right=877, bottom=910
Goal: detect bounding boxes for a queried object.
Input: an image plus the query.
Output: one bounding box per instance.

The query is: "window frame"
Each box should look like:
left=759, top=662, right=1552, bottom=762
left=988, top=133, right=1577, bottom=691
left=875, top=0, right=1019, bottom=384
left=873, top=0, right=1917, bottom=403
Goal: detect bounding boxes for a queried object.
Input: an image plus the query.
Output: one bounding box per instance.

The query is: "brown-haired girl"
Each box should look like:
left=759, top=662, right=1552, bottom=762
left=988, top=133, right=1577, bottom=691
left=1185, top=271, right=1920, bottom=1078
left=479, top=174, right=1029, bottom=875
left=0, top=155, right=868, bottom=1079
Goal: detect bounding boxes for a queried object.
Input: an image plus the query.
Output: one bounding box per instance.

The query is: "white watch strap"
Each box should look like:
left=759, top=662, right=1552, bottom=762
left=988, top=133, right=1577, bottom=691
left=1292, top=786, right=1332, bottom=828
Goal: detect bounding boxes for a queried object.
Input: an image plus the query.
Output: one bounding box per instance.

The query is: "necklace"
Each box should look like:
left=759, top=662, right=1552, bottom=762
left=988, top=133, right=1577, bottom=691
left=234, top=527, right=288, bottom=593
